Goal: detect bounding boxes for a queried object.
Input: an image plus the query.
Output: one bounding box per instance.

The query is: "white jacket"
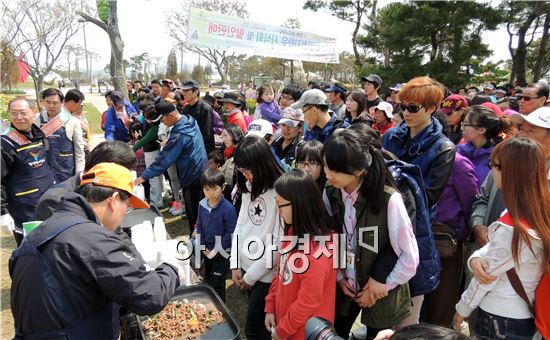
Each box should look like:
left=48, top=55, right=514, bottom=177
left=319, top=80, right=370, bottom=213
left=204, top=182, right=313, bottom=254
left=456, top=212, right=543, bottom=319
left=230, top=187, right=283, bottom=285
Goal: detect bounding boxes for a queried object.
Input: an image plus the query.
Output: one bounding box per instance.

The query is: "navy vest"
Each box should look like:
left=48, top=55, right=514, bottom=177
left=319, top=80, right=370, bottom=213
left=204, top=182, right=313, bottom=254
left=10, top=219, right=118, bottom=339
left=39, top=113, right=75, bottom=183
left=1, top=132, right=55, bottom=229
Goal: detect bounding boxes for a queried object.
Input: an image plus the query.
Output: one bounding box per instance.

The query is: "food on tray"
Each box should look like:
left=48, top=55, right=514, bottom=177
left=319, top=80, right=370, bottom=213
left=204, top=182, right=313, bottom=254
left=142, top=299, right=225, bottom=339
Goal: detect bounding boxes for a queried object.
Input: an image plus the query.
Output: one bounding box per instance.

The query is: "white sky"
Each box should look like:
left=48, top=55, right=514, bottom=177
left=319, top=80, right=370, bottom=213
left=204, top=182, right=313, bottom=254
left=71, top=0, right=514, bottom=74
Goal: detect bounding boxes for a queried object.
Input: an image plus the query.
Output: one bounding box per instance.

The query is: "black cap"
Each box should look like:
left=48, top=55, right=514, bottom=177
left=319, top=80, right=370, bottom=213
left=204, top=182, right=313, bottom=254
left=218, top=92, right=241, bottom=105
left=155, top=101, right=177, bottom=117
left=361, top=74, right=382, bottom=87
left=109, top=91, right=125, bottom=106
left=180, top=79, right=200, bottom=90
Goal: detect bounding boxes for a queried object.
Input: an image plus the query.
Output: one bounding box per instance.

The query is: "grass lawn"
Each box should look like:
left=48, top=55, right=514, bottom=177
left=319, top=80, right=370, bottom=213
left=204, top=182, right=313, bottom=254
left=82, top=102, right=103, bottom=136
left=0, top=204, right=248, bottom=339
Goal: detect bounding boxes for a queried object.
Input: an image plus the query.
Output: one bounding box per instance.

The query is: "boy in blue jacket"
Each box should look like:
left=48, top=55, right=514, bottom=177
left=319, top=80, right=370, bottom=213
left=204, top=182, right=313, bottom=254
left=196, top=168, right=237, bottom=301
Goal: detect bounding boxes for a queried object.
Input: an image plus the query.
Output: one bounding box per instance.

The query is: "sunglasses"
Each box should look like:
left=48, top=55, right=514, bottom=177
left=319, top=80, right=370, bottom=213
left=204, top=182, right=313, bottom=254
left=517, top=95, right=542, bottom=102
left=399, top=103, right=424, bottom=113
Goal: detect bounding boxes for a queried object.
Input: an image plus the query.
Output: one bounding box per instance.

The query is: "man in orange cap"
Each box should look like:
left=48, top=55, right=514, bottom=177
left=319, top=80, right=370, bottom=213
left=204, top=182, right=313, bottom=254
left=10, top=162, right=183, bottom=339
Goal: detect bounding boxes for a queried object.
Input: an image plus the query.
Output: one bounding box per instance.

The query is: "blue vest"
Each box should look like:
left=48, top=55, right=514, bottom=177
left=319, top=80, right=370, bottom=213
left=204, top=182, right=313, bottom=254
left=1, top=132, right=55, bottom=229
left=10, top=219, right=118, bottom=339
left=40, top=114, right=75, bottom=183
left=387, top=160, right=441, bottom=296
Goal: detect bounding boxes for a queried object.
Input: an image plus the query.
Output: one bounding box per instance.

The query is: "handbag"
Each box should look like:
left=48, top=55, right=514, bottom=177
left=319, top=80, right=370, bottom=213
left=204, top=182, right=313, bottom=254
left=432, top=222, right=458, bottom=258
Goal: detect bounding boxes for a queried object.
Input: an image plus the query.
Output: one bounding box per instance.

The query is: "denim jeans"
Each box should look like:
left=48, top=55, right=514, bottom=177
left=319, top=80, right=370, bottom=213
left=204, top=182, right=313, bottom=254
left=143, top=150, right=163, bottom=207
left=476, top=308, right=535, bottom=340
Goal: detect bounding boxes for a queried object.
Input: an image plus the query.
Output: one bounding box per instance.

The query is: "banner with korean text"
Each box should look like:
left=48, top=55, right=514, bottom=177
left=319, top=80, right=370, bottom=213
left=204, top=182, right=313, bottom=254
left=186, top=8, right=339, bottom=64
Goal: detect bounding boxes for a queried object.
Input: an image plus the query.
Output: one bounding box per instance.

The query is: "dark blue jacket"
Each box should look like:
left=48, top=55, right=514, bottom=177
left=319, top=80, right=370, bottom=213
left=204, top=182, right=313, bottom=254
left=304, top=112, right=349, bottom=144
left=10, top=193, right=179, bottom=338
left=196, top=197, right=237, bottom=251
left=104, top=100, right=137, bottom=142
left=382, top=118, right=455, bottom=207
left=141, top=115, right=207, bottom=188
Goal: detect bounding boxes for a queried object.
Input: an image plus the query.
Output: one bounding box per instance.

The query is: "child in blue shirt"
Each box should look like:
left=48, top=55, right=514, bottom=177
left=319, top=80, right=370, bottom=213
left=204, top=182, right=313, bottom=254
left=195, top=168, right=237, bottom=301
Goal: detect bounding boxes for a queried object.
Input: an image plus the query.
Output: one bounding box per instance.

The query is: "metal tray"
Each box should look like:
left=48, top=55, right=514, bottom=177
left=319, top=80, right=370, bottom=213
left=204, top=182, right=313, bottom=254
left=136, top=284, right=240, bottom=340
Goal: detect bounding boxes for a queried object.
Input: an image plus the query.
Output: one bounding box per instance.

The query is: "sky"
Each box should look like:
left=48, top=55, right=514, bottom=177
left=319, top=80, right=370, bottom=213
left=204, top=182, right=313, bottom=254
left=70, top=0, right=515, bottom=76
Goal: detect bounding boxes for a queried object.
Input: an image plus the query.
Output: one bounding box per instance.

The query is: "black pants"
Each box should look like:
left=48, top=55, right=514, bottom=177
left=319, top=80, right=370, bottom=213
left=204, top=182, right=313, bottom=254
left=204, top=254, right=229, bottom=302
left=334, top=290, right=384, bottom=340
left=182, top=180, right=203, bottom=236
left=245, top=281, right=272, bottom=340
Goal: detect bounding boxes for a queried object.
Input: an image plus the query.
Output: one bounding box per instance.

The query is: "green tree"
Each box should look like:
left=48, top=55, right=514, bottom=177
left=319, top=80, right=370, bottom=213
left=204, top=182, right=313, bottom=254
left=304, top=0, right=372, bottom=67
left=191, top=65, right=205, bottom=85
left=166, top=49, right=178, bottom=80
left=503, top=1, right=550, bottom=85
left=527, top=37, right=550, bottom=81
left=360, top=1, right=503, bottom=89
left=130, top=52, right=149, bottom=80
left=77, top=0, right=128, bottom=97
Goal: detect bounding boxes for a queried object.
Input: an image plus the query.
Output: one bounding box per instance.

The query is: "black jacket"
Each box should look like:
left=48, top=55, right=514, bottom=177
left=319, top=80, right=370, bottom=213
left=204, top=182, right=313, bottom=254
left=11, top=193, right=179, bottom=333
left=182, top=99, right=215, bottom=154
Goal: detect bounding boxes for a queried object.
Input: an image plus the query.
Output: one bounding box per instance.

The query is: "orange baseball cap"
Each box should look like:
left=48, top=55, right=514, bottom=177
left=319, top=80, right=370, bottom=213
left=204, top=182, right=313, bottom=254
left=80, top=162, right=150, bottom=209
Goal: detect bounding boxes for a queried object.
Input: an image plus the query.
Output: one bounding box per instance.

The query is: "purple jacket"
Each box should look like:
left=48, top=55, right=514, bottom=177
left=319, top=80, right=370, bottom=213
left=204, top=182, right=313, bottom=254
left=259, top=101, right=281, bottom=125
left=435, top=153, right=479, bottom=240
left=456, top=142, right=494, bottom=190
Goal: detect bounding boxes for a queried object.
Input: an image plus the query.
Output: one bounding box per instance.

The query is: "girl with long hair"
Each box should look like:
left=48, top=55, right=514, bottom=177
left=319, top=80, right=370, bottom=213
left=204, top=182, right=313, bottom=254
left=323, top=128, right=419, bottom=340
left=230, top=135, right=284, bottom=340
left=264, top=169, right=336, bottom=339
left=454, top=137, right=550, bottom=339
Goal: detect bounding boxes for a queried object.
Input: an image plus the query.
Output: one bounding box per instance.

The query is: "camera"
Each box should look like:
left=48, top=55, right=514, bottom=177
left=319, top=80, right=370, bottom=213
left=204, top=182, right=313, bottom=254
left=305, top=317, right=344, bottom=340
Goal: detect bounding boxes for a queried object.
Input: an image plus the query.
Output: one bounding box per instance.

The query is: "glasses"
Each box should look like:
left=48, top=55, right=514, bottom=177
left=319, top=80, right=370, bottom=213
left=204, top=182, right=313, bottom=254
left=488, top=162, right=501, bottom=171
left=297, top=161, right=321, bottom=170
left=302, top=106, right=315, bottom=114
left=280, top=94, right=293, bottom=100
left=461, top=122, right=481, bottom=130
left=277, top=202, right=292, bottom=209
left=517, top=95, right=542, bottom=102
left=9, top=111, right=31, bottom=118
left=399, top=103, right=424, bottom=113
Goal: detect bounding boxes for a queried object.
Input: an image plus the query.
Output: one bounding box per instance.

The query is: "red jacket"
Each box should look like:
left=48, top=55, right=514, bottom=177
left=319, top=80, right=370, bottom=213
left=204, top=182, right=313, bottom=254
left=227, top=110, right=248, bottom=133
left=265, top=235, right=336, bottom=340
left=536, top=274, right=550, bottom=338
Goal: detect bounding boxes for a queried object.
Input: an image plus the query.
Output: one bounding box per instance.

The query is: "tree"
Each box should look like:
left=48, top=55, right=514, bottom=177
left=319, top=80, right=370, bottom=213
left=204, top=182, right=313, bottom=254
left=129, top=52, right=149, bottom=80
left=76, top=0, right=127, bottom=98
left=504, top=1, right=550, bottom=85
left=532, top=12, right=550, bottom=82
left=0, top=39, right=20, bottom=91
left=64, top=44, right=86, bottom=88
left=166, top=0, right=249, bottom=85
left=359, top=1, right=503, bottom=88
left=166, top=49, right=178, bottom=80
left=1, top=0, right=83, bottom=102
left=527, top=37, right=550, bottom=81
left=304, top=0, right=372, bottom=67
left=191, top=65, right=205, bottom=85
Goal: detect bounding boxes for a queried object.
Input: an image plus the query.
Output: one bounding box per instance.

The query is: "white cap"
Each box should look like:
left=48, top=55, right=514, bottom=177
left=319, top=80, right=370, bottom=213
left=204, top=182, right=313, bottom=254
left=375, top=101, right=394, bottom=118
left=247, top=119, right=273, bottom=138
left=509, top=107, right=550, bottom=129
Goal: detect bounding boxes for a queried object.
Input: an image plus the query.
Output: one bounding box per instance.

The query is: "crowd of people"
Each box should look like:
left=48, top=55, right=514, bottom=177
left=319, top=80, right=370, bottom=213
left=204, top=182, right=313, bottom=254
left=1, top=73, right=550, bottom=340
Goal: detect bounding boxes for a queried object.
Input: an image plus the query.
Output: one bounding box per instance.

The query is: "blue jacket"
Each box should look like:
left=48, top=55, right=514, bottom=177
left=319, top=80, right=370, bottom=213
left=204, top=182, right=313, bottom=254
left=382, top=118, right=455, bottom=207
left=141, top=115, right=207, bottom=188
left=304, top=112, right=350, bottom=144
left=196, top=197, right=237, bottom=251
left=104, top=100, right=137, bottom=142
